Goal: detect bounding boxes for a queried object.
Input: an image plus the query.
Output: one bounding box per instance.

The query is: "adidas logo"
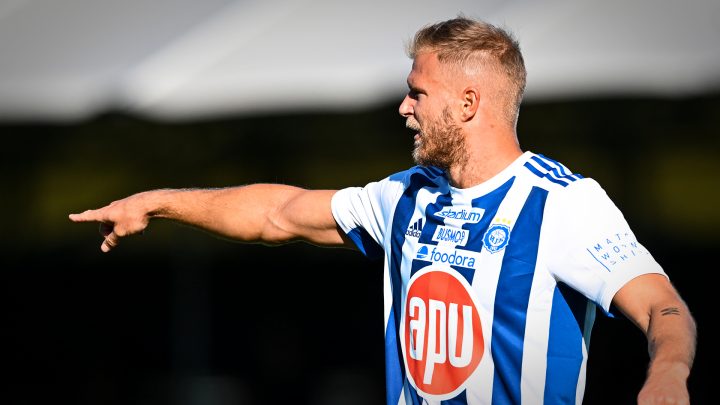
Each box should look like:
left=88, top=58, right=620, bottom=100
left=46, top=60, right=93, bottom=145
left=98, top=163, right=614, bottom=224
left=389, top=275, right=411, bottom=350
left=405, top=218, right=423, bottom=238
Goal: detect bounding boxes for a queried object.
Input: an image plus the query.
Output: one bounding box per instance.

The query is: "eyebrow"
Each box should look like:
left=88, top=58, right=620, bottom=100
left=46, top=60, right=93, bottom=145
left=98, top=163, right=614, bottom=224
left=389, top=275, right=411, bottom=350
left=407, top=79, right=424, bottom=93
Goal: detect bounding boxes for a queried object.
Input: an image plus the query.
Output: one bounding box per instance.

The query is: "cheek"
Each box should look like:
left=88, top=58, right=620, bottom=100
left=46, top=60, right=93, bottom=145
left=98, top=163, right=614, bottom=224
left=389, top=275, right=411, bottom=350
left=414, top=101, right=432, bottom=123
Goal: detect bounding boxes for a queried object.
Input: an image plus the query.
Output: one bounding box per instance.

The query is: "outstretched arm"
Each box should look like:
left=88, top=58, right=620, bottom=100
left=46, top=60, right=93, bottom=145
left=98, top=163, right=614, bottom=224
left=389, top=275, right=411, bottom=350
left=612, top=273, right=697, bottom=405
left=69, top=184, right=352, bottom=252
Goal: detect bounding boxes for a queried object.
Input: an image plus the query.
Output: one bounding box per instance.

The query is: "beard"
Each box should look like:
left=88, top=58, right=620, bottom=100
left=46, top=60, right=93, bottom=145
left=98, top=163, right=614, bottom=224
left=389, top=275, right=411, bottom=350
left=408, top=107, right=466, bottom=170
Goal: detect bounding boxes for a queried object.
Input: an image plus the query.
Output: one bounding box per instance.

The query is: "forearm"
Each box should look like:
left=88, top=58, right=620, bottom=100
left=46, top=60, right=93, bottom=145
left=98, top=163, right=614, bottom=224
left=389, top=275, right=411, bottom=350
left=636, top=292, right=696, bottom=404
left=140, top=184, right=311, bottom=243
left=645, top=301, right=696, bottom=381
left=612, top=274, right=697, bottom=404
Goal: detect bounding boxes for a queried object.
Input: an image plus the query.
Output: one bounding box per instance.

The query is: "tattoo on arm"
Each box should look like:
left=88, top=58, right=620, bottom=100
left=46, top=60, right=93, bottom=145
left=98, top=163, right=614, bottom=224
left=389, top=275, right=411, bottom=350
left=660, top=307, right=681, bottom=316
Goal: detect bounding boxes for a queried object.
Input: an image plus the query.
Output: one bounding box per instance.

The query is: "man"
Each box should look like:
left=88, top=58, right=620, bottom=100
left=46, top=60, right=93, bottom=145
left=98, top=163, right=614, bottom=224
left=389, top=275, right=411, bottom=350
left=70, top=17, right=696, bottom=405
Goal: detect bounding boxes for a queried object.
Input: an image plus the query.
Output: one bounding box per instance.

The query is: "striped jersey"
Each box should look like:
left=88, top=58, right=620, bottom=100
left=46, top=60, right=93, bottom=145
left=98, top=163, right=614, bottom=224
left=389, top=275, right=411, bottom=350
left=330, top=151, right=665, bottom=405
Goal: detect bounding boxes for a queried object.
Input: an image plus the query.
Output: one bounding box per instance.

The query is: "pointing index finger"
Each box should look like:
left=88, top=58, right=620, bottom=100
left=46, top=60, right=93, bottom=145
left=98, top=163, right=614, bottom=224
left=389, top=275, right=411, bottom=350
left=68, top=209, right=104, bottom=223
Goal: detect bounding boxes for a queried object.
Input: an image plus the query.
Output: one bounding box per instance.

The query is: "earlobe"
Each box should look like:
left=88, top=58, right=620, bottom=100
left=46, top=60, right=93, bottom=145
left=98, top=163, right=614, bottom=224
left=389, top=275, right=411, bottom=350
left=461, top=88, right=479, bottom=121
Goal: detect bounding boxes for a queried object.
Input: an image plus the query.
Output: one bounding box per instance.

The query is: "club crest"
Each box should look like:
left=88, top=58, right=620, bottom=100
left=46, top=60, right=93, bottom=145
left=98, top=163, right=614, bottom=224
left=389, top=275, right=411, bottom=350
left=482, top=224, right=510, bottom=253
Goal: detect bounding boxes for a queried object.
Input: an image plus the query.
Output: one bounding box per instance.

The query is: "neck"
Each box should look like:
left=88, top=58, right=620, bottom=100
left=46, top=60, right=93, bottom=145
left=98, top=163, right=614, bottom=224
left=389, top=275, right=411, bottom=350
left=446, top=126, right=523, bottom=189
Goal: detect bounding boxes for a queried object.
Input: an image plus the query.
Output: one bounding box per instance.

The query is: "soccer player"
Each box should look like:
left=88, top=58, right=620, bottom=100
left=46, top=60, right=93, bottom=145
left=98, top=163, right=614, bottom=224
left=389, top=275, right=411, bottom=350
left=70, top=16, right=696, bottom=405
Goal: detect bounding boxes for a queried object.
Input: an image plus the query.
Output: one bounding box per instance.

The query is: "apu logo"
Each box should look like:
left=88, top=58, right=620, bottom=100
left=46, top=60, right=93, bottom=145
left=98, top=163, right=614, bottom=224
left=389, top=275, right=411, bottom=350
left=401, top=267, right=484, bottom=399
left=434, top=207, right=485, bottom=224
left=482, top=224, right=510, bottom=253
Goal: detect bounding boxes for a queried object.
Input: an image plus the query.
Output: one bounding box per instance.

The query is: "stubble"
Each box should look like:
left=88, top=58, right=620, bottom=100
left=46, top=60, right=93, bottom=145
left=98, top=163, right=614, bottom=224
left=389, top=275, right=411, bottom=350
left=411, top=107, right=467, bottom=170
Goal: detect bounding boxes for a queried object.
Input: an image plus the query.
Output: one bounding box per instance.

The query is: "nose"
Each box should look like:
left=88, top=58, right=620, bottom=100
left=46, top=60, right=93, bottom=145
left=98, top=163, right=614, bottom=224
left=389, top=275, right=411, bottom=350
left=398, top=94, right=414, bottom=117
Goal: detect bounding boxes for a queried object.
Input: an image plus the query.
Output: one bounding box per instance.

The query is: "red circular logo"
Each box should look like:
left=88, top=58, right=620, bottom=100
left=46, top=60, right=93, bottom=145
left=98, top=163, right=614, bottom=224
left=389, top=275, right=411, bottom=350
left=402, top=267, right=484, bottom=399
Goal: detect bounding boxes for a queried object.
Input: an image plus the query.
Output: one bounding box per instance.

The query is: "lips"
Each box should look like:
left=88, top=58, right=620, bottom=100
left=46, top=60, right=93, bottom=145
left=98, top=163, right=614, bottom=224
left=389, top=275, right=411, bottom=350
left=409, top=128, right=421, bottom=144
left=406, top=118, right=422, bottom=138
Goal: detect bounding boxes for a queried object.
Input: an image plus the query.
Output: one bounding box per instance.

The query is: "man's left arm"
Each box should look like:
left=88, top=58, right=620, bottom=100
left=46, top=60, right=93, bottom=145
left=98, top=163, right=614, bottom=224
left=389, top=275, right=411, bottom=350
left=612, top=273, right=697, bottom=405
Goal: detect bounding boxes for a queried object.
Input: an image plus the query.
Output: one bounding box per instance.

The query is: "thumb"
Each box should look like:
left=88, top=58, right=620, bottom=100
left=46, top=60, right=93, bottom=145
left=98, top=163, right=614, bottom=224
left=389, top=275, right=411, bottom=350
left=101, top=231, right=120, bottom=253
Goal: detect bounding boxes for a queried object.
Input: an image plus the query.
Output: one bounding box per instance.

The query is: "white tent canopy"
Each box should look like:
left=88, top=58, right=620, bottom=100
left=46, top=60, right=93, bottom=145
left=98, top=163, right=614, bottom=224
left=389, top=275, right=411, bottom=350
left=1, top=0, right=718, bottom=122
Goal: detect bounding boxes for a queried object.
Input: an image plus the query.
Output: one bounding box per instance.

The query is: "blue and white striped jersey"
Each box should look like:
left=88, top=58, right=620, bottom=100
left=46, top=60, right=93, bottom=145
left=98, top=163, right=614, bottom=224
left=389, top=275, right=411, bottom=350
left=331, top=151, right=666, bottom=405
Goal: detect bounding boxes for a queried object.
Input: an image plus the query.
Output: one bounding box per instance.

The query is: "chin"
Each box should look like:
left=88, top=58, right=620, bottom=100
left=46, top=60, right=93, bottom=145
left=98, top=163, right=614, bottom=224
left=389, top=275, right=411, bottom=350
left=412, top=152, right=431, bottom=167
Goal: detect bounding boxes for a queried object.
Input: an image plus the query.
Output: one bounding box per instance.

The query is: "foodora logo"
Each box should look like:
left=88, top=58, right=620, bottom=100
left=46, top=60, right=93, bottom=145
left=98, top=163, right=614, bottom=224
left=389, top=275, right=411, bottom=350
left=401, top=266, right=484, bottom=399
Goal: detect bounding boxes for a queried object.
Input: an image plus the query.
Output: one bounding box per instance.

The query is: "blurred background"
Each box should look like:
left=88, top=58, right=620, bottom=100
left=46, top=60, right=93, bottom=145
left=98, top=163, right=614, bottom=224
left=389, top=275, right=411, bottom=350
left=1, top=0, right=717, bottom=404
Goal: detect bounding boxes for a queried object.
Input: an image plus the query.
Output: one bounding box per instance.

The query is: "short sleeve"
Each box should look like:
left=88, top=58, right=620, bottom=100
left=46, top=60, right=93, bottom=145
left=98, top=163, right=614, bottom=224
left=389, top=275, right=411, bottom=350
left=331, top=174, right=406, bottom=259
left=543, top=178, right=667, bottom=313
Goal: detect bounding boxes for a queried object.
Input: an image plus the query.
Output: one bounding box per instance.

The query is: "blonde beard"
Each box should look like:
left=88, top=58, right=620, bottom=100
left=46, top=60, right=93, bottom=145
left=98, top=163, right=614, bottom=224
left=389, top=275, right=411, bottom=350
left=412, top=108, right=466, bottom=170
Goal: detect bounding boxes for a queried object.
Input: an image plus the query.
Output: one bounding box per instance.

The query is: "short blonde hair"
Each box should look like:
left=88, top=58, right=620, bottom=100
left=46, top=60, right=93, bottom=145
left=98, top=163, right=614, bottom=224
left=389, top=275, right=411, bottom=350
left=408, top=16, right=527, bottom=124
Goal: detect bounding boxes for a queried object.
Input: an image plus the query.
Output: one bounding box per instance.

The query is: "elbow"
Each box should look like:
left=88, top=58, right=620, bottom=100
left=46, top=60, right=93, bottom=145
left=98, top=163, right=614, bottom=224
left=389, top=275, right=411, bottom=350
left=258, top=219, right=297, bottom=246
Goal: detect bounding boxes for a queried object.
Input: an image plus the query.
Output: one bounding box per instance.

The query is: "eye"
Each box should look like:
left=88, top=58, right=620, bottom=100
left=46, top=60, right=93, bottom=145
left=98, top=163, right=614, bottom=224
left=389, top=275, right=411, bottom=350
left=407, top=88, right=424, bottom=100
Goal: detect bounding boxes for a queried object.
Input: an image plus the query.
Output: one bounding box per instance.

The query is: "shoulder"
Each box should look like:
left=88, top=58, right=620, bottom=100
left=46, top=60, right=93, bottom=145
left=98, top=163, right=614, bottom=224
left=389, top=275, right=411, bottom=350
left=520, top=152, right=585, bottom=191
left=518, top=152, right=620, bottom=215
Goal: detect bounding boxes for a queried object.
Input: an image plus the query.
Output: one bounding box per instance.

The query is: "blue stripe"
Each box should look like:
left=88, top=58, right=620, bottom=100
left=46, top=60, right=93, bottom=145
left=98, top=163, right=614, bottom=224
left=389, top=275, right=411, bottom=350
left=532, top=155, right=581, bottom=183
left=536, top=154, right=569, bottom=176
left=523, top=161, right=546, bottom=179
left=529, top=156, right=572, bottom=185
left=441, top=389, right=467, bottom=404
left=491, top=187, right=548, bottom=405
left=531, top=155, right=565, bottom=178
left=523, top=162, right=572, bottom=187
left=536, top=154, right=585, bottom=181
left=544, top=284, right=589, bottom=404
left=385, top=308, right=403, bottom=405
left=534, top=154, right=584, bottom=182
left=464, top=177, right=515, bottom=255
left=347, top=227, right=383, bottom=260
left=406, top=384, right=422, bottom=404
left=412, top=192, right=453, bottom=276
left=418, top=192, right=452, bottom=245
left=558, top=283, right=590, bottom=333
left=387, top=170, right=441, bottom=404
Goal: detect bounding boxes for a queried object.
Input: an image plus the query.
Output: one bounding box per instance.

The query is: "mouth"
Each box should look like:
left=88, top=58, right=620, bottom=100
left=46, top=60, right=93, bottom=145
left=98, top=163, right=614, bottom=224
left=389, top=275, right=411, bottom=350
left=406, top=119, right=422, bottom=140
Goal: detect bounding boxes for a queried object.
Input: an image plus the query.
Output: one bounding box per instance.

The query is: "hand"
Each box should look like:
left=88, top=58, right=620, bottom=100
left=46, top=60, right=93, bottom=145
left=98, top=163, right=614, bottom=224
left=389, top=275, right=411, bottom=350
left=69, top=194, right=150, bottom=252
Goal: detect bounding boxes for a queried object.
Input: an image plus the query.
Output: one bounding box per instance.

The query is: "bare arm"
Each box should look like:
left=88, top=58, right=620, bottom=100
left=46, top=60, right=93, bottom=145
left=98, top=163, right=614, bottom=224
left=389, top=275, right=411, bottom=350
left=612, top=273, right=697, bottom=405
left=69, top=184, right=353, bottom=252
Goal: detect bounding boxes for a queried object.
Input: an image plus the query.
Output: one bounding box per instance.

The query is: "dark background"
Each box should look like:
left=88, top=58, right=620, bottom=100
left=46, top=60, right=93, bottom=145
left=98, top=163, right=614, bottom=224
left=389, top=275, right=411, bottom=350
left=2, top=94, right=716, bottom=404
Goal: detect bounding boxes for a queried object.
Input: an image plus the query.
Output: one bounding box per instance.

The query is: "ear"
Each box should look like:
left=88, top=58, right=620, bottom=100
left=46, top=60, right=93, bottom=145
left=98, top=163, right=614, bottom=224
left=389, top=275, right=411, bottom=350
left=460, top=87, right=479, bottom=121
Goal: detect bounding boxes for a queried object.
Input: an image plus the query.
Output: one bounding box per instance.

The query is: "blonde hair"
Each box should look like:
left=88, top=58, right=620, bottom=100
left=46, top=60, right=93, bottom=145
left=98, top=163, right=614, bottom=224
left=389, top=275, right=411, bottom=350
left=407, top=16, right=527, bottom=124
